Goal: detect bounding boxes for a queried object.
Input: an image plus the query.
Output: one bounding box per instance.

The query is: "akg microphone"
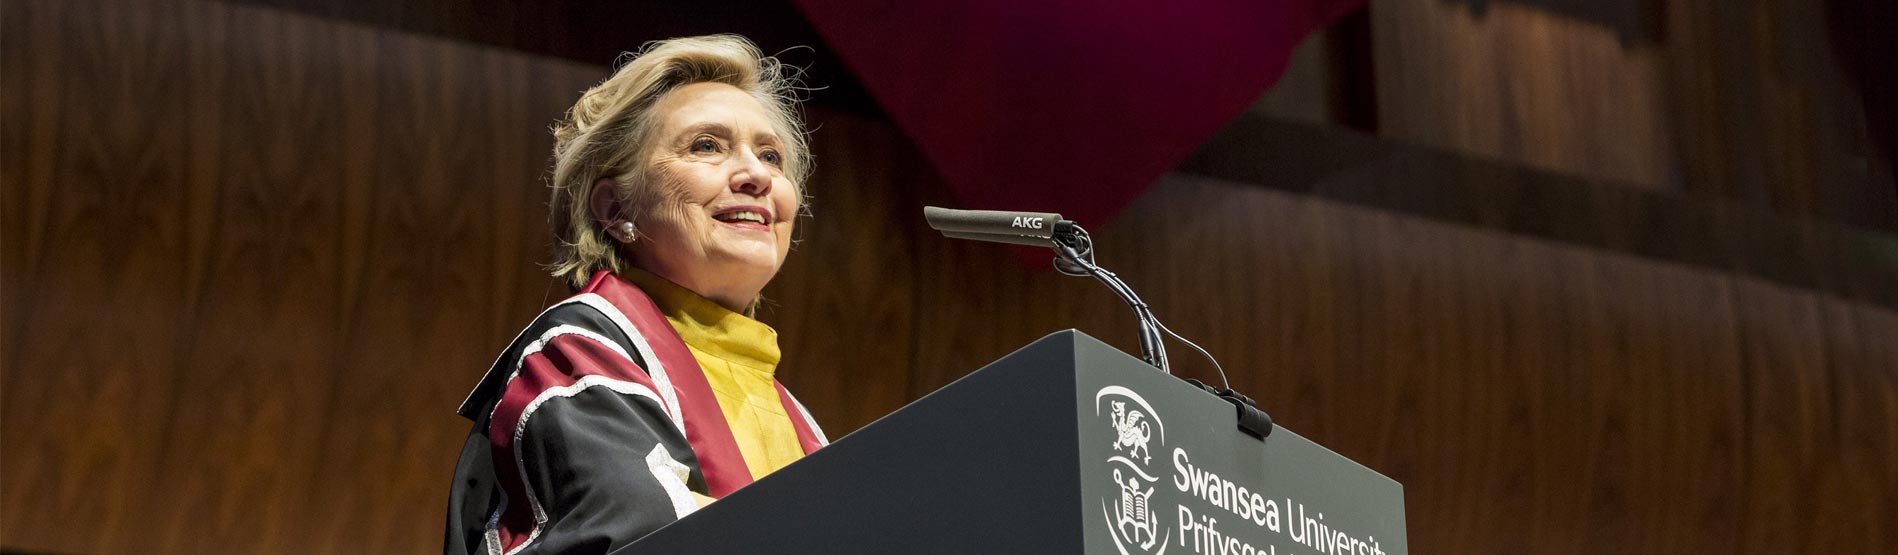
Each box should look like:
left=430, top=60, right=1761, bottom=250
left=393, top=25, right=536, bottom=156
left=922, top=206, right=1065, bottom=240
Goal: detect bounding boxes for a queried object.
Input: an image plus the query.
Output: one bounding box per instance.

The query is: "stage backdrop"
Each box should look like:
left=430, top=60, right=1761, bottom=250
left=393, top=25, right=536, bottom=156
left=4, top=0, right=1894, bottom=554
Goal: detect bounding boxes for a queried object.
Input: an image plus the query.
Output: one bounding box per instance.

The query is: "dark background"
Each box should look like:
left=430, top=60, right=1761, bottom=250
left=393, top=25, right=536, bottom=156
left=4, top=0, right=1894, bottom=553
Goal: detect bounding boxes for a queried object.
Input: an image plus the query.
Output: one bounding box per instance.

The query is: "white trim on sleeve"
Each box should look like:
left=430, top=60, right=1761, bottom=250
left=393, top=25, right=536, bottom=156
left=645, top=444, right=702, bottom=520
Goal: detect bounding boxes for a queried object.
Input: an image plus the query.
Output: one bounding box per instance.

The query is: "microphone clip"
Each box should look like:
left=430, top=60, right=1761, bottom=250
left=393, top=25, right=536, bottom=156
left=1185, top=378, right=1275, bottom=441
left=1049, top=222, right=1092, bottom=276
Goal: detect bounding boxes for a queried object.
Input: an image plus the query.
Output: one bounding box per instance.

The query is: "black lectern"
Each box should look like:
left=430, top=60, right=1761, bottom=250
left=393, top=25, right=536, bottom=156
left=618, top=330, right=1407, bottom=554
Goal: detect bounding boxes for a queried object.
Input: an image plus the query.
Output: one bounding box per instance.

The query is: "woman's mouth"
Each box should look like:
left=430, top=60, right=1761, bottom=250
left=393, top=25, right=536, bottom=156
left=711, top=208, right=772, bottom=232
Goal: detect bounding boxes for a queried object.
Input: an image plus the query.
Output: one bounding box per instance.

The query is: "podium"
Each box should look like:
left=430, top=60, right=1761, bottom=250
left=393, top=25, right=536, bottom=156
left=619, top=330, right=1407, bottom=554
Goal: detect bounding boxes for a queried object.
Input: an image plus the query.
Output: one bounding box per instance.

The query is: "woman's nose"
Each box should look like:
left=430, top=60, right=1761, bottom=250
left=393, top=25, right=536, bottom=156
left=730, top=150, right=772, bottom=196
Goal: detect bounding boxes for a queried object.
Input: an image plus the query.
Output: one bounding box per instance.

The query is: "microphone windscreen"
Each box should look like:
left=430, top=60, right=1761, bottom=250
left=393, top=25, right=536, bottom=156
left=923, top=206, right=1064, bottom=239
left=939, top=230, right=1056, bottom=247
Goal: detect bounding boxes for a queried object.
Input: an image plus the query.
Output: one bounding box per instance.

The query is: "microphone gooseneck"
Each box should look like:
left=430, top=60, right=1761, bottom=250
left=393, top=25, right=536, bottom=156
left=922, top=205, right=1266, bottom=438
left=1046, top=225, right=1171, bottom=374
left=922, top=206, right=1233, bottom=389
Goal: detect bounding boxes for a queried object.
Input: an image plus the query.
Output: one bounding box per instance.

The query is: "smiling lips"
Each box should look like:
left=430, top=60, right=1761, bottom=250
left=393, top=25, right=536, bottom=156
left=711, top=206, right=773, bottom=232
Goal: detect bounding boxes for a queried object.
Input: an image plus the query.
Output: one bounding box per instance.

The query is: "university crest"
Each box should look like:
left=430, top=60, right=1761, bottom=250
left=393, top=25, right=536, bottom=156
left=1095, top=385, right=1170, bottom=554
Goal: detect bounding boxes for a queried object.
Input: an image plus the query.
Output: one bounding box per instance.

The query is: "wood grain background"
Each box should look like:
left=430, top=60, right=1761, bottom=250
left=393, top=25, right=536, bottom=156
left=1371, top=0, right=1897, bottom=232
left=4, top=0, right=1893, bottom=553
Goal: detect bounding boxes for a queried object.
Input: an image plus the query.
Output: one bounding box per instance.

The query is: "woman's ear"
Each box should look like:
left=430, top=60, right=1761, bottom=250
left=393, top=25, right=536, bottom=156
left=589, top=177, right=640, bottom=244
left=587, top=177, right=623, bottom=229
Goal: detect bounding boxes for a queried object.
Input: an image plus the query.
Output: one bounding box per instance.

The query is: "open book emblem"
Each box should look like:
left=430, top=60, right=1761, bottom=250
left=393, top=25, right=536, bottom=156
left=1113, top=468, right=1161, bottom=549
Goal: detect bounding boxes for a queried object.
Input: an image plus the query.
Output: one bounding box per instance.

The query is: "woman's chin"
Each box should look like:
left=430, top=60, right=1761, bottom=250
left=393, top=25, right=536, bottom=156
left=709, top=248, right=784, bottom=279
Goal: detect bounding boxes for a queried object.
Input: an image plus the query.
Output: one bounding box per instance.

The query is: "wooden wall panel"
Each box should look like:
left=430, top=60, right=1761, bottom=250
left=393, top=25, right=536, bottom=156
left=1813, top=300, right=1898, bottom=550
left=1731, top=279, right=1898, bottom=552
left=1370, top=0, right=1676, bottom=189
left=3, top=0, right=1894, bottom=554
left=1833, top=305, right=1898, bottom=548
left=1657, top=0, right=1895, bottom=229
left=142, top=7, right=366, bottom=553
left=2, top=1, right=220, bottom=551
left=1369, top=0, right=1898, bottom=232
left=287, top=31, right=600, bottom=555
left=1, top=0, right=592, bottom=552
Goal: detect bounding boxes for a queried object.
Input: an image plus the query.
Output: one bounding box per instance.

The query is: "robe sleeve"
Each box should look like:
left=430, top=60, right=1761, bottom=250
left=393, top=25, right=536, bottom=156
left=488, top=332, right=707, bottom=555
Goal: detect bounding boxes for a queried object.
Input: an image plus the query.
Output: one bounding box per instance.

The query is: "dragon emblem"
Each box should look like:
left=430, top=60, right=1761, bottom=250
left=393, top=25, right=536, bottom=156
left=1110, top=400, right=1153, bottom=464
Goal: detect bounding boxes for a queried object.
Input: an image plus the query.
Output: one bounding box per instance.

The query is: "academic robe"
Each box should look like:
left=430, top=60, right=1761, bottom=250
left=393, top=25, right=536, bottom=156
left=445, top=270, right=827, bottom=555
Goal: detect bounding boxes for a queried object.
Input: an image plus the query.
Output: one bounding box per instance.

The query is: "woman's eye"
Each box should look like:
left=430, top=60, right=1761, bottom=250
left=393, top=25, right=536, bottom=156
left=760, top=150, right=783, bottom=166
left=690, top=138, right=718, bottom=153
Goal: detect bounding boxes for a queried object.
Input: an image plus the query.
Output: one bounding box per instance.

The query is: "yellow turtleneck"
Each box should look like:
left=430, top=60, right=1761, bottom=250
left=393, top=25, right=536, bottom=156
left=622, top=267, right=805, bottom=480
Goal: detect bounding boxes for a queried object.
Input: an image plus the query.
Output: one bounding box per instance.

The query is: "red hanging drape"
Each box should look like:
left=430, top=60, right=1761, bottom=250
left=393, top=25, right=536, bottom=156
left=791, top=0, right=1369, bottom=228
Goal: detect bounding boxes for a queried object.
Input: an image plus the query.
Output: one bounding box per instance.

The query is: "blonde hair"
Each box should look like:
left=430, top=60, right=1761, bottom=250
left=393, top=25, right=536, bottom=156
left=547, top=34, right=811, bottom=290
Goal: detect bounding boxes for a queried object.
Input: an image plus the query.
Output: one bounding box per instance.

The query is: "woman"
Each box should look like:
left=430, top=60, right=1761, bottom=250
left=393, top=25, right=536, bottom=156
left=446, top=35, right=827, bottom=555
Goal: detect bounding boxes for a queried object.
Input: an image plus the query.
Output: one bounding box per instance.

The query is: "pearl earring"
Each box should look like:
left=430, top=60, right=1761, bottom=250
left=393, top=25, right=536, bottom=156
left=617, top=221, right=638, bottom=243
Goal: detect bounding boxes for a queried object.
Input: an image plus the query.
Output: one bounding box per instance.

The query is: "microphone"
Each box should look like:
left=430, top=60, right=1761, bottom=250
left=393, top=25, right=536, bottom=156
left=938, top=230, right=1056, bottom=247
left=922, top=206, right=1067, bottom=240
left=921, top=205, right=1268, bottom=441
left=922, top=205, right=1148, bottom=366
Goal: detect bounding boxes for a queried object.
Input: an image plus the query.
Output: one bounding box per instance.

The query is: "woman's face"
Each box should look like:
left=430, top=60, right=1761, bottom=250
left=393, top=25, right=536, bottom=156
left=627, top=82, right=799, bottom=312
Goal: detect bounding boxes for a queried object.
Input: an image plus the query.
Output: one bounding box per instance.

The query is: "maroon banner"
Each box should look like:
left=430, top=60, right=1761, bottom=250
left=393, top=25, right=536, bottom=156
left=792, top=0, right=1367, bottom=229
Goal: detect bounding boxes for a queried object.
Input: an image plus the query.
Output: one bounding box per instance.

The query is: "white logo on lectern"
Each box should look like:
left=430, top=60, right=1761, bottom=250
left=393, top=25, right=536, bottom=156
left=1110, top=401, right=1154, bottom=464
left=1096, top=386, right=1169, bottom=554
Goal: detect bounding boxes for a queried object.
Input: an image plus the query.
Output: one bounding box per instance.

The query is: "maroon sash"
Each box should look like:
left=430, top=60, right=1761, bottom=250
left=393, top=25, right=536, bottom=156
left=581, top=270, right=823, bottom=497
